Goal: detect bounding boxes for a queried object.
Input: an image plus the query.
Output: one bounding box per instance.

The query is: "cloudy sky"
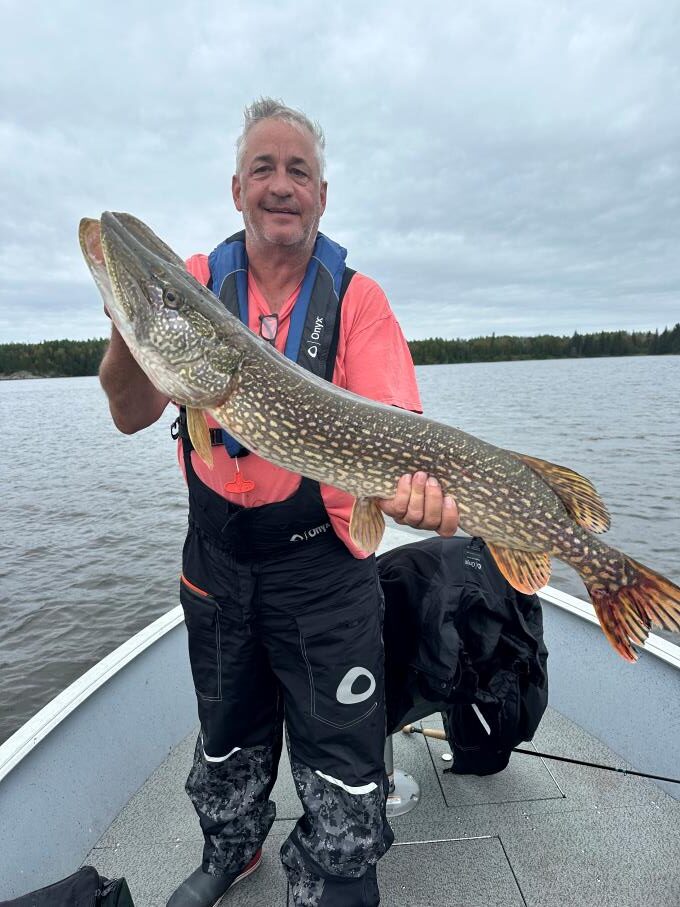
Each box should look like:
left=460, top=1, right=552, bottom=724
left=1, top=0, right=678, bottom=343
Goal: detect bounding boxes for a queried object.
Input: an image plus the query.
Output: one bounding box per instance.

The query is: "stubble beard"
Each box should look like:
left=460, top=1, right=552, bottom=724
left=241, top=202, right=321, bottom=252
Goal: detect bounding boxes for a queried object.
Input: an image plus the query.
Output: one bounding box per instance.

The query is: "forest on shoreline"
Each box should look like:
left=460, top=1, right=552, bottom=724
left=1, top=324, right=679, bottom=378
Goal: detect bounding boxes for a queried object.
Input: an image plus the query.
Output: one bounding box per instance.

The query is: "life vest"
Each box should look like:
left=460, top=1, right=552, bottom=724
left=177, top=231, right=355, bottom=458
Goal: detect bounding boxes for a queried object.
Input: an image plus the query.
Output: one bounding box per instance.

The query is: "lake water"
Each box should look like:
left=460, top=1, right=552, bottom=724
left=1, top=356, right=679, bottom=745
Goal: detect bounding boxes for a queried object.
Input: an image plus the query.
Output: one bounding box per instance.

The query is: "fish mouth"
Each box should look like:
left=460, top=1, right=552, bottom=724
left=98, top=211, right=155, bottom=324
left=79, top=211, right=247, bottom=409
left=97, top=211, right=226, bottom=338
left=80, top=212, right=184, bottom=362
left=100, top=210, right=141, bottom=265
left=79, top=217, right=104, bottom=269
left=79, top=217, right=129, bottom=320
left=99, top=211, right=183, bottom=322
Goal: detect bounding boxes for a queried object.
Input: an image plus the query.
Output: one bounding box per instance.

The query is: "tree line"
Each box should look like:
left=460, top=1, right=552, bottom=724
left=0, top=324, right=678, bottom=377
left=0, top=338, right=108, bottom=378
left=409, top=324, right=680, bottom=365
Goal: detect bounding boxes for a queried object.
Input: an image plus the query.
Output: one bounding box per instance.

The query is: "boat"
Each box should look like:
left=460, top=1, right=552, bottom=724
left=1, top=524, right=678, bottom=905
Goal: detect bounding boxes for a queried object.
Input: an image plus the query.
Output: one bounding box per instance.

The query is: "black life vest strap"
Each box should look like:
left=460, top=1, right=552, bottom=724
left=170, top=411, right=227, bottom=448
left=326, top=266, right=355, bottom=381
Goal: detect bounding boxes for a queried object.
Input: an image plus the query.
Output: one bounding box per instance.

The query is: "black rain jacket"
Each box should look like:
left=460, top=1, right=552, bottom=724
left=379, top=535, right=549, bottom=775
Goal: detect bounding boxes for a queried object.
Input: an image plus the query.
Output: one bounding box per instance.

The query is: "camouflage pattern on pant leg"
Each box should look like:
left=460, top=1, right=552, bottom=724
left=280, top=836, right=326, bottom=906
left=284, top=757, right=392, bottom=888
left=185, top=733, right=277, bottom=874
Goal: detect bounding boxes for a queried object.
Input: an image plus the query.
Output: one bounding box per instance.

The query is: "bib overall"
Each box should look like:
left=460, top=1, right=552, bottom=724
left=180, top=445, right=392, bottom=905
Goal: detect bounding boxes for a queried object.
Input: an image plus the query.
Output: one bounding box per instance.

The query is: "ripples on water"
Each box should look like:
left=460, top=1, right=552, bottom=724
left=1, top=357, right=679, bottom=744
left=0, top=377, right=188, bottom=744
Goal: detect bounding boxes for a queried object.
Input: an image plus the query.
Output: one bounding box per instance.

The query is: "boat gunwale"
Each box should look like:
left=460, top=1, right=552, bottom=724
left=0, top=607, right=185, bottom=783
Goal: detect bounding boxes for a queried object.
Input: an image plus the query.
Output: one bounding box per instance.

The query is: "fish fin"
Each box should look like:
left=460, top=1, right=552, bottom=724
left=187, top=407, right=213, bottom=468
left=510, top=451, right=611, bottom=534
left=584, top=553, right=680, bottom=663
left=486, top=542, right=552, bottom=594
left=349, top=498, right=386, bottom=554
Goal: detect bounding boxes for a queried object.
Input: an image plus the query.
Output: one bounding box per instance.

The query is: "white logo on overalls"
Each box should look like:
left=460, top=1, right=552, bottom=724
left=336, top=667, right=376, bottom=705
left=289, top=522, right=331, bottom=543
left=307, top=316, right=324, bottom=358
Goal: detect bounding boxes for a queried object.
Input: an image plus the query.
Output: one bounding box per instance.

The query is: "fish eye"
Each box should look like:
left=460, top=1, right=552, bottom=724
left=163, top=288, right=181, bottom=309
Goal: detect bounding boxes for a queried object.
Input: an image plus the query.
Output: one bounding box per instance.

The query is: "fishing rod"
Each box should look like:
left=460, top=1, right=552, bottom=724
left=400, top=724, right=680, bottom=785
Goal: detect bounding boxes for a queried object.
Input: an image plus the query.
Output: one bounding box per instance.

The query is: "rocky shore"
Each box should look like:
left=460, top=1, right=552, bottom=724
left=0, top=371, right=52, bottom=380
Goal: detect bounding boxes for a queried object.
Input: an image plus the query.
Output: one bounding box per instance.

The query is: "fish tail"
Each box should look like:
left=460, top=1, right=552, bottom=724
left=583, top=551, right=680, bottom=662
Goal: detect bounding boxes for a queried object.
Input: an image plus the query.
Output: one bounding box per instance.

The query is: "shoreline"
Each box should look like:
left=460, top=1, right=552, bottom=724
left=1, top=351, right=679, bottom=382
left=0, top=371, right=56, bottom=380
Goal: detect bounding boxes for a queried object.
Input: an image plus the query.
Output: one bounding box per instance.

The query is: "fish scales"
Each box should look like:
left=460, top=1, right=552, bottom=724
left=211, top=342, right=571, bottom=552
left=79, top=211, right=680, bottom=662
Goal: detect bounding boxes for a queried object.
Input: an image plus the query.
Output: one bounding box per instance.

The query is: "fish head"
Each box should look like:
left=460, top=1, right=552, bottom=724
left=80, top=212, right=246, bottom=407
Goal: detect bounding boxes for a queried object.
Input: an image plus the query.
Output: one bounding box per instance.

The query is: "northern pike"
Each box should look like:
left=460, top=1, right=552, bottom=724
left=80, top=211, right=680, bottom=662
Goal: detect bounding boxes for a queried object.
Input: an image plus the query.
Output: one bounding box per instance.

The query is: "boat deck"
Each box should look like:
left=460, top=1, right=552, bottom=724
left=86, top=705, right=679, bottom=906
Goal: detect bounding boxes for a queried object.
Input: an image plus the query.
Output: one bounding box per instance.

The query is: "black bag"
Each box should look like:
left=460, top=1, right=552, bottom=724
left=0, top=866, right=134, bottom=907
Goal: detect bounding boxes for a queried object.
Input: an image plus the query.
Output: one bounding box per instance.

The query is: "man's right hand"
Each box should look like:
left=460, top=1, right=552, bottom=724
left=378, top=472, right=459, bottom=537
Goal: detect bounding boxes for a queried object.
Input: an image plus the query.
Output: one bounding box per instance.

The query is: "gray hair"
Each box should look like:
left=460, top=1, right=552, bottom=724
left=235, top=97, right=326, bottom=180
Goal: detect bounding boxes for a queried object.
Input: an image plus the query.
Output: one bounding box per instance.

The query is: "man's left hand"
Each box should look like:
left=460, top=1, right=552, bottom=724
left=378, top=472, right=459, bottom=536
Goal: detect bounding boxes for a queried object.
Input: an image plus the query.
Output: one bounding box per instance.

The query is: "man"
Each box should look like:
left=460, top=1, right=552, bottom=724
left=100, top=98, right=458, bottom=907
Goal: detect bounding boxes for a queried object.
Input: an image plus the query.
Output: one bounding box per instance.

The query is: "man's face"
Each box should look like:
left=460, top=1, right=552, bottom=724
left=232, top=118, right=327, bottom=251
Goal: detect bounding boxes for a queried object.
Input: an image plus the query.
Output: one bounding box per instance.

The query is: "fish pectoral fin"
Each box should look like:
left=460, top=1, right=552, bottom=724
left=486, top=542, right=552, bottom=594
left=508, top=451, right=611, bottom=534
left=187, top=407, right=213, bottom=469
left=349, top=498, right=386, bottom=555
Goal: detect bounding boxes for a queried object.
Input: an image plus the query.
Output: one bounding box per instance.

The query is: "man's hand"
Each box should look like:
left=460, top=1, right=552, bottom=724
left=378, top=472, right=459, bottom=536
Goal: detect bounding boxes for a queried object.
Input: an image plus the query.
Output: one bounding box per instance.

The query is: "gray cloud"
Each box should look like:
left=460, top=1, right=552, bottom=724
left=1, top=0, right=678, bottom=342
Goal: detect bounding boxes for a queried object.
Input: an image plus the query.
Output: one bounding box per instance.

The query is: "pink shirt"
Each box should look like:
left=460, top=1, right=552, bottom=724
left=179, top=252, right=422, bottom=558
